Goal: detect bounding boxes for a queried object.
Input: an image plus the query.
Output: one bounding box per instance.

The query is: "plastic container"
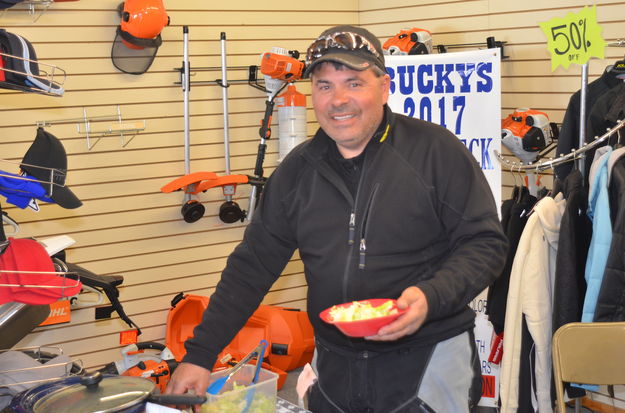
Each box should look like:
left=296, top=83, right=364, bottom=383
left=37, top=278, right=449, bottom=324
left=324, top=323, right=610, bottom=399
left=276, top=84, right=307, bottom=163
left=202, top=365, right=278, bottom=413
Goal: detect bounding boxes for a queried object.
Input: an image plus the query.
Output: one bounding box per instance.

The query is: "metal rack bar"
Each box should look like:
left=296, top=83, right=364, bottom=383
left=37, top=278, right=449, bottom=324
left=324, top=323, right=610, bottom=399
left=0, top=51, right=65, bottom=97
left=36, top=106, right=146, bottom=150
left=0, top=346, right=83, bottom=390
left=494, top=118, right=625, bottom=172
left=0, top=158, right=67, bottom=195
left=0, top=0, right=53, bottom=24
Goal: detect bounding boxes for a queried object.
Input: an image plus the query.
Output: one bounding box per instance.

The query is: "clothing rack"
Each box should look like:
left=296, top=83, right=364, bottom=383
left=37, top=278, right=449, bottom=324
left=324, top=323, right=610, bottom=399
left=495, top=118, right=625, bottom=172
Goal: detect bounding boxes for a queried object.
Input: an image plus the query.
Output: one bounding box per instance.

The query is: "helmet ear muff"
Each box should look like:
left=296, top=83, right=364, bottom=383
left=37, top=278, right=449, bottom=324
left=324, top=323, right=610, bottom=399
left=409, top=42, right=429, bottom=55
left=219, top=201, right=245, bottom=224
left=181, top=200, right=205, bottom=223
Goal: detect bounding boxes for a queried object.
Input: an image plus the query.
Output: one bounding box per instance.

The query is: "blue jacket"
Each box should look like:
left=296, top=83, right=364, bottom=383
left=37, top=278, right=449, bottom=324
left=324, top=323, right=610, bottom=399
left=581, top=146, right=613, bottom=322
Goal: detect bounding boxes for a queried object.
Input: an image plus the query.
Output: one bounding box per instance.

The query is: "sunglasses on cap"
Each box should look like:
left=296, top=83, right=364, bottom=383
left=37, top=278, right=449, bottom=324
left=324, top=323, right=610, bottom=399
left=305, top=31, right=381, bottom=66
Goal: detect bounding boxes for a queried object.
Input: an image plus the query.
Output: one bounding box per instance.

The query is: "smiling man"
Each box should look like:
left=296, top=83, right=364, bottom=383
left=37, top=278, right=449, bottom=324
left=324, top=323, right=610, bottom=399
left=167, top=25, right=507, bottom=413
left=310, top=61, right=390, bottom=158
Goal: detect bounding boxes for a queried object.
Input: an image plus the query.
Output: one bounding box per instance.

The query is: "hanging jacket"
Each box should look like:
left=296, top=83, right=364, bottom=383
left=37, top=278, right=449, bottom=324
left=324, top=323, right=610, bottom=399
left=594, top=149, right=625, bottom=321
left=552, top=169, right=591, bottom=399
left=587, top=82, right=625, bottom=140
left=486, top=187, right=537, bottom=335
left=553, top=169, right=592, bottom=331
left=581, top=146, right=613, bottom=322
left=500, top=194, right=566, bottom=413
left=182, top=106, right=508, bottom=372
left=554, top=69, right=622, bottom=180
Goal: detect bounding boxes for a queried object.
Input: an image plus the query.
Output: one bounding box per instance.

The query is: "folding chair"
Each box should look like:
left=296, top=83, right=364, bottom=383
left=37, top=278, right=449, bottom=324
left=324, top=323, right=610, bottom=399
left=552, top=322, right=625, bottom=413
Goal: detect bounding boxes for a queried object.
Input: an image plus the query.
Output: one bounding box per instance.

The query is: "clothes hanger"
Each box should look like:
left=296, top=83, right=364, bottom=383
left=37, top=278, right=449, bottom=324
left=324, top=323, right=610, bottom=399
left=509, top=164, right=520, bottom=201
left=514, top=166, right=527, bottom=204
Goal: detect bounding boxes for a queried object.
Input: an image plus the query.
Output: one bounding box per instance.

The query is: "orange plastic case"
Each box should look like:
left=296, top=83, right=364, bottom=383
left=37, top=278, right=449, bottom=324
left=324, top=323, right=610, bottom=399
left=165, top=293, right=315, bottom=389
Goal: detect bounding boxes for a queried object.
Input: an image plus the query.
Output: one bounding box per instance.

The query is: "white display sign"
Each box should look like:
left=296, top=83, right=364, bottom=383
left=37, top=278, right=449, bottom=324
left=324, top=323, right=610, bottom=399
left=471, top=291, right=500, bottom=408
left=386, top=50, right=502, bottom=407
left=385, top=49, right=502, bottom=209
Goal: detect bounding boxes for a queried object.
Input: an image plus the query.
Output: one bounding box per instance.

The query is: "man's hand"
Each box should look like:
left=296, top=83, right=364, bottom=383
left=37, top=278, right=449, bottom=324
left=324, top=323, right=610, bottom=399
left=366, top=286, right=428, bottom=341
left=165, top=362, right=211, bottom=412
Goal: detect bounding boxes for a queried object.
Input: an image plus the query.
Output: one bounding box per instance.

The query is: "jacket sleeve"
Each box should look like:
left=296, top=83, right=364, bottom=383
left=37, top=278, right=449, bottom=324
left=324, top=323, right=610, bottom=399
left=182, top=173, right=298, bottom=370
left=415, top=130, right=508, bottom=323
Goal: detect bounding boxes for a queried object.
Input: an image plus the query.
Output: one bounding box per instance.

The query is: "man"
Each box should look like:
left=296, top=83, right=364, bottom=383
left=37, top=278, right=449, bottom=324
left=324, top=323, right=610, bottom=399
left=166, top=25, right=507, bottom=412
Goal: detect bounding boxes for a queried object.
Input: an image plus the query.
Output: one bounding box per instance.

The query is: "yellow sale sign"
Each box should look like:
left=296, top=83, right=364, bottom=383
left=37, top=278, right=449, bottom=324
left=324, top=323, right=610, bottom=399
left=539, top=5, right=606, bottom=70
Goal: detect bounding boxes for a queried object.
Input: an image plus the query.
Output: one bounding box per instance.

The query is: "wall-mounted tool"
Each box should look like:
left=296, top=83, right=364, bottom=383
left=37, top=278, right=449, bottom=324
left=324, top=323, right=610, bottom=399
left=161, top=33, right=305, bottom=224
left=161, top=26, right=207, bottom=223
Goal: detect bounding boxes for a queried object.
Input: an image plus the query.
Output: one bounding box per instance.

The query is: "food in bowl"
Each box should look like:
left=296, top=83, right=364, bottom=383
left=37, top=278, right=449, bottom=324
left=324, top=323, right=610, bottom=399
left=328, top=299, right=398, bottom=321
left=319, top=298, right=407, bottom=337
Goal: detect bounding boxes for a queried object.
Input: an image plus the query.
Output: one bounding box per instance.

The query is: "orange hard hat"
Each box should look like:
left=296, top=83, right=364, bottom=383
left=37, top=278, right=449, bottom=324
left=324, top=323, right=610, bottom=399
left=118, top=0, right=169, bottom=50
left=383, top=28, right=433, bottom=55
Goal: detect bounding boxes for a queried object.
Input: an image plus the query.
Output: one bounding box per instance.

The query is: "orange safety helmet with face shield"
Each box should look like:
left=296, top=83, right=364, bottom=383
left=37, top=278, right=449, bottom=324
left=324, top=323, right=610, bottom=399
left=112, top=0, right=170, bottom=75
left=383, top=28, right=433, bottom=55
left=501, top=108, right=553, bottom=164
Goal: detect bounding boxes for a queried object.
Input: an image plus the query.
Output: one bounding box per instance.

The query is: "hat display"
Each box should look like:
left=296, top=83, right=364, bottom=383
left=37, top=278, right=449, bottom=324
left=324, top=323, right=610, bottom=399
left=20, top=128, right=82, bottom=209
left=111, top=0, right=169, bottom=75
left=0, top=29, right=64, bottom=95
left=0, top=237, right=82, bottom=305
left=304, top=25, right=386, bottom=78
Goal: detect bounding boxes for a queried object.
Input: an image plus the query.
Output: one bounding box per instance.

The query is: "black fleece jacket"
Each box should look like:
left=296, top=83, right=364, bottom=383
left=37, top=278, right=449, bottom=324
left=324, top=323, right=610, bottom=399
left=183, top=106, right=508, bottom=370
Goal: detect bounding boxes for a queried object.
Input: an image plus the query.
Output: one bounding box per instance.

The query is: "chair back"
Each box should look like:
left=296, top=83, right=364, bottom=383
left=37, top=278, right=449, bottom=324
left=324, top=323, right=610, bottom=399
left=552, top=322, right=625, bottom=413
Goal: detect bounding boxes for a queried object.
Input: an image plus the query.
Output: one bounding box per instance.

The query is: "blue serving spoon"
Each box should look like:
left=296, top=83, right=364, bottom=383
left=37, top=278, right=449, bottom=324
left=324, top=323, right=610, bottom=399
left=206, top=340, right=268, bottom=396
left=242, top=340, right=268, bottom=413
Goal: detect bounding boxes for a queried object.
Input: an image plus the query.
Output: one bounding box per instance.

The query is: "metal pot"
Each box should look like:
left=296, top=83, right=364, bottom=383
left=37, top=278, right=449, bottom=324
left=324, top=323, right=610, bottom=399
left=8, top=371, right=205, bottom=413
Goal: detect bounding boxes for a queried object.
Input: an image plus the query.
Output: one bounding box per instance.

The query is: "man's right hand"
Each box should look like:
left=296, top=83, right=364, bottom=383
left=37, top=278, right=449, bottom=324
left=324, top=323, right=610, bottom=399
left=165, top=362, right=211, bottom=412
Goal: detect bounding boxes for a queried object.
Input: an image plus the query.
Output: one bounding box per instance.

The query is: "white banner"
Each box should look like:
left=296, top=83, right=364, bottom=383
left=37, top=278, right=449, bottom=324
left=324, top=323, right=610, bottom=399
left=385, top=49, right=502, bottom=209
left=386, top=49, right=502, bottom=408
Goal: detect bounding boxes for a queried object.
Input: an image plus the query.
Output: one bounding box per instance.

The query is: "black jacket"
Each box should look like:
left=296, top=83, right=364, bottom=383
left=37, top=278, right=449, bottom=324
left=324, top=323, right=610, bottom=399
left=554, top=69, right=622, bottom=181
left=552, top=170, right=591, bottom=331
left=486, top=187, right=536, bottom=335
left=183, top=106, right=508, bottom=370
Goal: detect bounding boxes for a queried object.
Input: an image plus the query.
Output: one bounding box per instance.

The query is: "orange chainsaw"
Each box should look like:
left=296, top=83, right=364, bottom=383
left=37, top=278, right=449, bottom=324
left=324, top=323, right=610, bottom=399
left=98, top=341, right=177, bottom=393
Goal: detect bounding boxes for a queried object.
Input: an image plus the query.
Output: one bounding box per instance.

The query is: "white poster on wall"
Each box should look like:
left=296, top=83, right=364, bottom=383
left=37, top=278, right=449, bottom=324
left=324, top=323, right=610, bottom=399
left=385, top=49, right=502, bottom=408
left=385, top=48, right=502, bottom=209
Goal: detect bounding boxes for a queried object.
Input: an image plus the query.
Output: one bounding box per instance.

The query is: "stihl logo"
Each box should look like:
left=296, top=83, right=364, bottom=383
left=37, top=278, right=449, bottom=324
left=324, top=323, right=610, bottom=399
left=50, top=307, right=68, bottom=317
left=39, top=300, right=71, bottom=326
